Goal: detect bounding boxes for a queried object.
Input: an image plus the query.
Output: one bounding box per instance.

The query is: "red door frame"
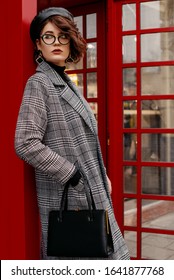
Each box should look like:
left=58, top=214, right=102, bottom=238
left=107, top=0, right=124, bottom=228
left=107, top=0, right=174, bottom=259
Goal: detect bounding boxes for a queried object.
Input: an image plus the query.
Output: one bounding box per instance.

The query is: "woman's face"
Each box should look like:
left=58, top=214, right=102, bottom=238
left=36, top=21, right=70, bottom=66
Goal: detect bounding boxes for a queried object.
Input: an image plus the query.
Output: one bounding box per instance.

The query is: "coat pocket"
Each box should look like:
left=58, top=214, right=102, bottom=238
left=73, top=178, right=85, bottom=192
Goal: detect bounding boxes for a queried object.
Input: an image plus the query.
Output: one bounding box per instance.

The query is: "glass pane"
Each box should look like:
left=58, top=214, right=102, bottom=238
left=74, top=16, right=83, bottom=35
left=141, top=1, right=174, bottom=29
left=142, top=133, right=174, bottom=162
left=142, top=232, right=174, bottom=259
left=124, top=166, right=137, bottom=193
left=123, top=133, right=137, bottom=161
left=69, top=73, right=83, bottom=95
left=123, top=68, right=137, bottom=96
left=66, top=58, right=83, bottom=70
left=124, top=198, right=137, bottom=227
left=142, top=199, right=174, bottom=230
left=142, top=167, right=174, bottom=195
left=123, top=100, right=137, bottom=128
left=142, top=200, right=174, bottom=230
left=87, top=42, right=97, bottom=68
left=86, top=13, right=96, bottom=39
left=122, top=4, right=136, bottom=31
left=142, top=100, right=174, bottom=128
left=87, top=72, right=97, bottom=98
left=124, top=231, right=137, bottom=258
left=123, top=35, right=137, bottom=63
left=141, top=32, right=174, bottom=62
left=89, top=102, right=98, bottom=120
left=141, top=66, right=174, bottom=95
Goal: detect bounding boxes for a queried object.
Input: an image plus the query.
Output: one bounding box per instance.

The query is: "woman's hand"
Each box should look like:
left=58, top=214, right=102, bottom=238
left=107, top=176, right=112, bottom=194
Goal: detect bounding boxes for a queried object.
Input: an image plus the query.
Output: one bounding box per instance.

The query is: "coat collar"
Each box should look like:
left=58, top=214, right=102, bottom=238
left=36, top=60, right=97, bottom=135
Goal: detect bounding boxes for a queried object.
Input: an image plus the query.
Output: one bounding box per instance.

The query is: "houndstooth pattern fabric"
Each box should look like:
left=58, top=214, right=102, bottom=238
left=15, top=60, right=130, bottom=260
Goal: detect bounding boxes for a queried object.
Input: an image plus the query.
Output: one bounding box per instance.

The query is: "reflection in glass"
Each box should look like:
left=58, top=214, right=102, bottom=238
left=89, top=102, right=98, bottom=120
left=141, top=1, right=174, bottom=29
left=87, top=72, right=97, bottom=98
left=142, top=133, right=174, bottom=162
left=123, top=133, right=137, bottom=161
left=69, top=73, right=83, bottom=95
left=124, top=166, right=137, bottom=193
left=123, top=68, right=137, bottom=96
left=123, top=100, right=137, bottom=128
left=142, top=167, right=174, bottom=195
left=86, top=13, right=96, bottom=39
left=142, top=232, right=174, bottom=259
left=124, top=198, right=137, bottom=227
left=124, top=231, right=137, bottom=258
left=122, top=4, right=136, bottom=31
left=142, top=200, right=174, bottom=230
left=74, top=16, right=83, bottom=35
left=123, top=35, right=136, bottom=63
left=141, top=32, right=174, bottom=62
left=141, top=100, right=174, bottom=128
left=141, top=66, right=174, bottom=95
left=87, top=42, right=97, bottom=68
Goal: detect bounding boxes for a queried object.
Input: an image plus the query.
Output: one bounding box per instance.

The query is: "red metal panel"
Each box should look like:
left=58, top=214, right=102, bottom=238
left=0, top=0, right=40, bottom=259
left=107, top=0, right=124, bottom=229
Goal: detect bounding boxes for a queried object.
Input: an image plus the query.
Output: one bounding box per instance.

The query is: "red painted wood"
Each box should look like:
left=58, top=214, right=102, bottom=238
left=0, top=0, right=40, bottom=260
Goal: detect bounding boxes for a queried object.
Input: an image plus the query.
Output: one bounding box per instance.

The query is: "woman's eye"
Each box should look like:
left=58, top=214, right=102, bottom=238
left=44, top=34, right=53, bottom=39
left=60, top=34, right=67, bottom=39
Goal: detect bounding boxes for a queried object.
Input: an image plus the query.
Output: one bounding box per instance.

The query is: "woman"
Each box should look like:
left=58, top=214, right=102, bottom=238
left=15, top=7, right=130, bottom=260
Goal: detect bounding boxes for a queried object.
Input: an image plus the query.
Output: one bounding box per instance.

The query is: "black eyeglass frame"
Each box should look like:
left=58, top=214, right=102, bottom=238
left=40, top=34, right=70, bottom=45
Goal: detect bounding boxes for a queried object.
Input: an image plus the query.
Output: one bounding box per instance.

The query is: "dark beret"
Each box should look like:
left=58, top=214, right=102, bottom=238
left=30, top=7, right=74, bottom=43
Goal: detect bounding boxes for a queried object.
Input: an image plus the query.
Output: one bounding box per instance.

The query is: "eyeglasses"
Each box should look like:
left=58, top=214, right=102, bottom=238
left=40, top=33, right=70, bottom=45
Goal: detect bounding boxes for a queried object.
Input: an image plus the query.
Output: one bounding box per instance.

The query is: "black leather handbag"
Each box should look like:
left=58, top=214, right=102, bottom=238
left=47, top=179, right=113, bottom=258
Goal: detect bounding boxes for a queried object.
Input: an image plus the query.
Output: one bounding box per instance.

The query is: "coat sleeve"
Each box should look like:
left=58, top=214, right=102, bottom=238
left=14, top=76, right=76, bottom=185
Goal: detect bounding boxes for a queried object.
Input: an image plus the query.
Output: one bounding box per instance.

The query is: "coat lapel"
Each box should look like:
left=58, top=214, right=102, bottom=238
left=36, top=60, right=97, bottom=135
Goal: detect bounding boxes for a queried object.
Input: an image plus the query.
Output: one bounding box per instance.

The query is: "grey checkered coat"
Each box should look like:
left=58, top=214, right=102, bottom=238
left=15, top=60, right=129, bottom=259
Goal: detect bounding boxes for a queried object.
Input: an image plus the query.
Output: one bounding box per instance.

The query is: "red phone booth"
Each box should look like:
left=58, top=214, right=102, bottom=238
left=1, top=0, right=174, bottom=260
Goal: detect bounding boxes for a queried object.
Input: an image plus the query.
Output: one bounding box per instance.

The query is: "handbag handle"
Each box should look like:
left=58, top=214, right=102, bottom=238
left=59, top=173, right=96, bottom=222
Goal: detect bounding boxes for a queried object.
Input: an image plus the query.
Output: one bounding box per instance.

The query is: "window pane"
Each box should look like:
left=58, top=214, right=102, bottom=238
left=142, top=200, right=174, bottom=230
left=89, top=102, right=98, bottom=120
left=123, top=133, right=137, bottom=161
left=124, top=166, right=137, bottom=193
left=87, top=72, right=97, bottom=98
left=141, top=66, right=174, bottom=95
left=142, top=232, right=174, bottom=259
left=123, top=68, right=137, bottom=96
left=86, top=13, right=96, bottom=39
left=87, top=42, right=97, bottom=68
left=124, top=198, right=137, bottom=227
left=141, top=32, right=174, bottom=62
left=74, top=16, right=83, bottom=35
left=142, top=167, right=174, bottom=195
left=141, top=1, right=174, bottom=29
left=66, top=58, right=83, bottom=70
left=142, top=133, right=174, bottom=162
left=141, top=100, right=174, bottom=128
left=123, top=100, right=137, bottom=128
left=122, top=4, right=136, bottom=31
left=124, top=231, right=137, bottom=258
left=69, top=73, right=83, bottom=95
left=123, top=35, right=137, bottom=63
